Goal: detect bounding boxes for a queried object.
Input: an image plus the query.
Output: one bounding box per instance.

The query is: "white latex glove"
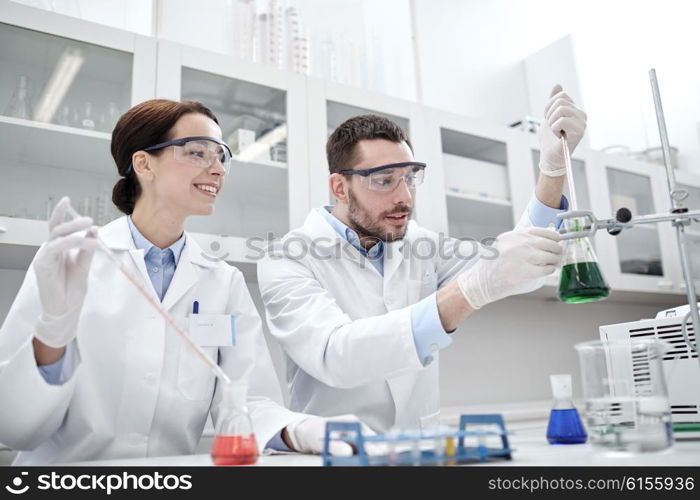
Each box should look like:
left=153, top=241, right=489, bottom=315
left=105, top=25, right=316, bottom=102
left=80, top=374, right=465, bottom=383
left=457, top=227, right=562, bottom=309
left=538, top=84, right=587, bottom=176
left=286, top=415, right=386, bottom=457
left=34, top=197, right=97, bottom=348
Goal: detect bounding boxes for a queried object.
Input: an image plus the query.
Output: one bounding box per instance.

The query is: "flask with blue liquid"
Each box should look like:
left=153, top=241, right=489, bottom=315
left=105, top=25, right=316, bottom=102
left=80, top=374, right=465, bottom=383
left=546, top=374, right=587, bottom=445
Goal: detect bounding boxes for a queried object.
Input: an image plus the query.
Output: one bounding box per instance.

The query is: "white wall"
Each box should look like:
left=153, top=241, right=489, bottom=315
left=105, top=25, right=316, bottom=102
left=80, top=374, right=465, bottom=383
left=413, top=0, right=700, bottom=173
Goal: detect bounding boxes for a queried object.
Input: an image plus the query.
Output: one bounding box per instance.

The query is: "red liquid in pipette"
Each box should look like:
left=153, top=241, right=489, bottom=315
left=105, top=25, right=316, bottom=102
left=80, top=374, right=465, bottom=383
left=211, top=435, right=258, bottom=466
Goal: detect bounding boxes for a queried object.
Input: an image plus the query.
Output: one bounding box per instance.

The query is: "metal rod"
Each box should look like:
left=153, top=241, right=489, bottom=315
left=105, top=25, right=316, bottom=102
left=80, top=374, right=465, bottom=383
left=557, top=209, right=700, bottom=240
left=649, top=69, right=700, bottom=361
left=649, top=69, right=681, bottom=209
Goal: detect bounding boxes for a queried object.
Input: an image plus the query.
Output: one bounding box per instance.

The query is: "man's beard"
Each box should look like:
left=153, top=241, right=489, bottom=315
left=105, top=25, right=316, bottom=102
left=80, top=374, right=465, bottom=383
left=347, top=187, right=412, bottom=244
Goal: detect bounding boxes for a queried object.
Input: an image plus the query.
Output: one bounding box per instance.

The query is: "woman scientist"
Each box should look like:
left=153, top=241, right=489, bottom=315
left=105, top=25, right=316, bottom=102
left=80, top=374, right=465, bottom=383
left=0, top=99, right=370, bottom=464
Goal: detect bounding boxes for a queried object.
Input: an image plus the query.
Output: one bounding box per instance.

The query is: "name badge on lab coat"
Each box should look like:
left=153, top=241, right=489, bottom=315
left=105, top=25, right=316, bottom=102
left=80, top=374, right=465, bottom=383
left=188, top=314, right=236, bottom=347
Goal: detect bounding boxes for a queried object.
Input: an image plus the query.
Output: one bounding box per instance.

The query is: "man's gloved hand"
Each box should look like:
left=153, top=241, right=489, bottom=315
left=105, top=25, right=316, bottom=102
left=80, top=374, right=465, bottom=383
left=457, top=227, right=562, bottom=309
left=285, top=414, right=386, bottom=457
left=34, top=197, right=97, bottom=348
left=538, top=84, right=587, bottom=176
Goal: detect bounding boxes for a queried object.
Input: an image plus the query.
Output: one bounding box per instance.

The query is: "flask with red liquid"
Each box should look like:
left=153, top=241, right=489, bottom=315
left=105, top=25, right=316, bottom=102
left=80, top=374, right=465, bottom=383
left=211, top=382, right=259, bottom=465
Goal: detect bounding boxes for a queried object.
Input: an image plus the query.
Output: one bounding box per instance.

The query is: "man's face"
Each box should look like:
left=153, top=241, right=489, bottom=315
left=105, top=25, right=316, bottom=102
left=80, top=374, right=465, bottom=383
left=345, top=139, right=416, bottom=243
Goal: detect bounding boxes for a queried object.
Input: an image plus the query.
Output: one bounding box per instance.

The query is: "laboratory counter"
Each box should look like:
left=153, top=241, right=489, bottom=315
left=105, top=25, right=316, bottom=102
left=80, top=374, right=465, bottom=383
left=66, top=424, right=700, bottom=467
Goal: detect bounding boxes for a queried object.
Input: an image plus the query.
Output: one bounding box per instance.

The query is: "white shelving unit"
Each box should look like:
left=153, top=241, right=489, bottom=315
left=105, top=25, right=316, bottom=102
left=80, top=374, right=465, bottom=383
left=305, top=76, right=428, bottom=224
left=0, top=0, right=696, bottom=302
left=423, top=108, right=525, bottom=242
left=155, top=39, right=309, bottom=258
left=587, top=151, right=679, bottom=294
left=0, top=0, right=155, bottom=244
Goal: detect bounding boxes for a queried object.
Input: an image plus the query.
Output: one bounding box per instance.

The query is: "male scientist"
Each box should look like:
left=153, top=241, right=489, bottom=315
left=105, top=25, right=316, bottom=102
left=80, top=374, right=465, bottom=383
left=257, top=86, right=585, bottom=432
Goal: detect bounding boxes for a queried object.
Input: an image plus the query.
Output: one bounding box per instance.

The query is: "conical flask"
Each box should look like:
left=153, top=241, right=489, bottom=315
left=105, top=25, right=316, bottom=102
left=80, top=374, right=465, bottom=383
left=4, top=75, right=32, bottom=119
left=558, top=217, right=610, bottom=303
left=211, top=381, right=258, bottom=465
left=546, top=374, right=587, bottom=444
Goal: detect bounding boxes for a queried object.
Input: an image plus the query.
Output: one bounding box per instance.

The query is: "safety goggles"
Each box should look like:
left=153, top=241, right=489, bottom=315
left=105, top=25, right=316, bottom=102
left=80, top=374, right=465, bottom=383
left=127, top=136, right=233, bottom=175
left=339, top=161, right=426, bottom=192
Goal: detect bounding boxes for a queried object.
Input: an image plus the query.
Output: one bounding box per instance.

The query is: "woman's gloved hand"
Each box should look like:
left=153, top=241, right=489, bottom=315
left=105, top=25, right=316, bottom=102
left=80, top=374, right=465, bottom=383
left=34, top=197, right=97, bottom=348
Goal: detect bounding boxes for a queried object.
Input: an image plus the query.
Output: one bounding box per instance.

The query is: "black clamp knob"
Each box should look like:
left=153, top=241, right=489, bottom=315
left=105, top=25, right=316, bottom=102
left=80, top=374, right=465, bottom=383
left=607, top=207, right=632, bottom=236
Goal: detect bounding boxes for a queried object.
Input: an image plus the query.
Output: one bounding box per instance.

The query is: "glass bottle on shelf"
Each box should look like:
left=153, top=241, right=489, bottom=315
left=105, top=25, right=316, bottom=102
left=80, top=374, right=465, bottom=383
left=81, top=101, right=96, bottom=130
left=56, top=105, right=73, bottom=127
left=4, top=75, right=32, bottom=119
left=99, top=101, right=120, bottom=132
left=211, top=382, right=258, bottom=466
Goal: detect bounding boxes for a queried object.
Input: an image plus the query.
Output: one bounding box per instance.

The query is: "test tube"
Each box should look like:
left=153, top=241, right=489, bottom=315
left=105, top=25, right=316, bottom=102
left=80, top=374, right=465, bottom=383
left=66, top=205, right=231, bottom=385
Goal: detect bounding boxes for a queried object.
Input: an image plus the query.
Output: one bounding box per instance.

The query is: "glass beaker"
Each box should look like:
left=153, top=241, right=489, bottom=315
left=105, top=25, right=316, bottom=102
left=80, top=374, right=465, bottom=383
left=558, top=217, right=610, bottom=303
left=574, top=339, right=674, bottom=454
left=211, top=382, right=258, bottom=466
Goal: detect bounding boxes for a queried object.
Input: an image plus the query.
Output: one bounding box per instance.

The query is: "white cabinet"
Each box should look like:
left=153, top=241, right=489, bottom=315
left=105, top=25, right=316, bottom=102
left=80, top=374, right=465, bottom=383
left=423, top=109, right=529, bottom=240
left=587, top=152, right=678, bottom=294
left=155, top=41, right=309, bottom=264
left=0, top=1, right=696, bottom=303
left=304, top=77, right=428, bottom=224
left=0, top=0, right=156, bottom=267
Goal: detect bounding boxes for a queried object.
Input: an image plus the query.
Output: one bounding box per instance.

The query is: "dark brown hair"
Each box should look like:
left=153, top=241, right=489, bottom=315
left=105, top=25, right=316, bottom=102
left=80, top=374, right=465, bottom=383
left=111, top=99, right=219, bottom=214
left=326, top=114, right=413, bottom=174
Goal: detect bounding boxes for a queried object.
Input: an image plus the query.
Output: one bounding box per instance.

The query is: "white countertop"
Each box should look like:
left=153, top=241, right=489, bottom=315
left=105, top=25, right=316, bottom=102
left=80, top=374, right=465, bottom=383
left=66, top=423, right=700, bottom=467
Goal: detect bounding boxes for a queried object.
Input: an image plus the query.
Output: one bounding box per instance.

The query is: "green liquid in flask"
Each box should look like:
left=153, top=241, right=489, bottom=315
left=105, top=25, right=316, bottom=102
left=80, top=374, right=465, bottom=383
left=558, top=261, right=610, bottom=303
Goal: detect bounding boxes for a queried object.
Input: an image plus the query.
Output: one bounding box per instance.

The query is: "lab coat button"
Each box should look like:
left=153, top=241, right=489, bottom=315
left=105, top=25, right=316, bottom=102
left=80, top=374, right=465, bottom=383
left=430, top=343, right=438, bottom=352
left=144, top=373, right=157, bottom=386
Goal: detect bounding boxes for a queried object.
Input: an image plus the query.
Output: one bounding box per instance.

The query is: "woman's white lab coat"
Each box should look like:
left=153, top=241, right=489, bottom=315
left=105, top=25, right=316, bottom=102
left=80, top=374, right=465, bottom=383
left=0, top=217, right=304, bottom=465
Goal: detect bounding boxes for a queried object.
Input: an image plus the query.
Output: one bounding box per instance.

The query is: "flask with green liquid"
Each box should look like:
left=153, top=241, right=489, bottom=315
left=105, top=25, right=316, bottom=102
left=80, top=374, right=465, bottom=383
left=558, top=217, right=610, bottom=303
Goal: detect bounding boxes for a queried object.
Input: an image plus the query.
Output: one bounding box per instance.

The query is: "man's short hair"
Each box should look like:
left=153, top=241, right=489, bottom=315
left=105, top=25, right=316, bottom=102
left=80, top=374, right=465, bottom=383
left=326, top=114, right=413, bottom=174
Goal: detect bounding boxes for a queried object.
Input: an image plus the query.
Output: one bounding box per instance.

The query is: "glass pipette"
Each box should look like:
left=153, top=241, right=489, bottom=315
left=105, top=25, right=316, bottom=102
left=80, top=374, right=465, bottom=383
left=561, top=134, right=578, bottom=211
left=66, top=205, right=232, bottom=385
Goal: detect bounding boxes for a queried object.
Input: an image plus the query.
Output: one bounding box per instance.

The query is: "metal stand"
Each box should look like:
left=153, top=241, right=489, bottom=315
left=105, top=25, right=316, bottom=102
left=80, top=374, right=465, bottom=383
left=557, top=69, right=699, bottom=366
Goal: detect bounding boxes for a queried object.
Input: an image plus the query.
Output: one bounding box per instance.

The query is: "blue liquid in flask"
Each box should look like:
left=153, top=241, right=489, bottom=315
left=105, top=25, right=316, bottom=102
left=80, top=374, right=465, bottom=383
left=546, top=408, right=587, bottom=445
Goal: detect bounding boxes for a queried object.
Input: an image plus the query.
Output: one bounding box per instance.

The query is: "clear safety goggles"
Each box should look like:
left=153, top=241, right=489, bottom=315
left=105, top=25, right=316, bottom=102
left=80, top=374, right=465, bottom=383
left=141, top=136, right=233, bottom=175
left=339, top=161, right=426, bottom=192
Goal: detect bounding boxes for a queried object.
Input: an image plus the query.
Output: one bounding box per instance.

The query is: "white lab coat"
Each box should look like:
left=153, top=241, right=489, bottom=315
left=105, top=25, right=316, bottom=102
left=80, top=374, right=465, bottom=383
left=258, top=207, right=538, bottom=433
left=0, top=217, right=305, bottom=465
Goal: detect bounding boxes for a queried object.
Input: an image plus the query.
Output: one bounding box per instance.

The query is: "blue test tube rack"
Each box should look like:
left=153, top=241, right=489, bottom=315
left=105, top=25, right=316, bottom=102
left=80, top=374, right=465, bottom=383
left=322, top=414, right=512, bottom=466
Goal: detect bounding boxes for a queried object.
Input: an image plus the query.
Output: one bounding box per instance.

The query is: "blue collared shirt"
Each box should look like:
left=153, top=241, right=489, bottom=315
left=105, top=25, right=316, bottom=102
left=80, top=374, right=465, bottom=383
left=127, top=216, right=186, bottom=301
left=317, top=193, right=568, bottom=366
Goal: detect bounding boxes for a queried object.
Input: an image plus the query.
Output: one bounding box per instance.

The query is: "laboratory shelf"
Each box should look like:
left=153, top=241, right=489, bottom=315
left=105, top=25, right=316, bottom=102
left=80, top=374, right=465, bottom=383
left=446, top=192, right=514, bottom=242
left=441, top=129, right=507, bottom=166
left=231, top=156, right=286, bottom=170
left=0, top=115, right=113, bottom=173
left=445, top=191, right=512, bottom=207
